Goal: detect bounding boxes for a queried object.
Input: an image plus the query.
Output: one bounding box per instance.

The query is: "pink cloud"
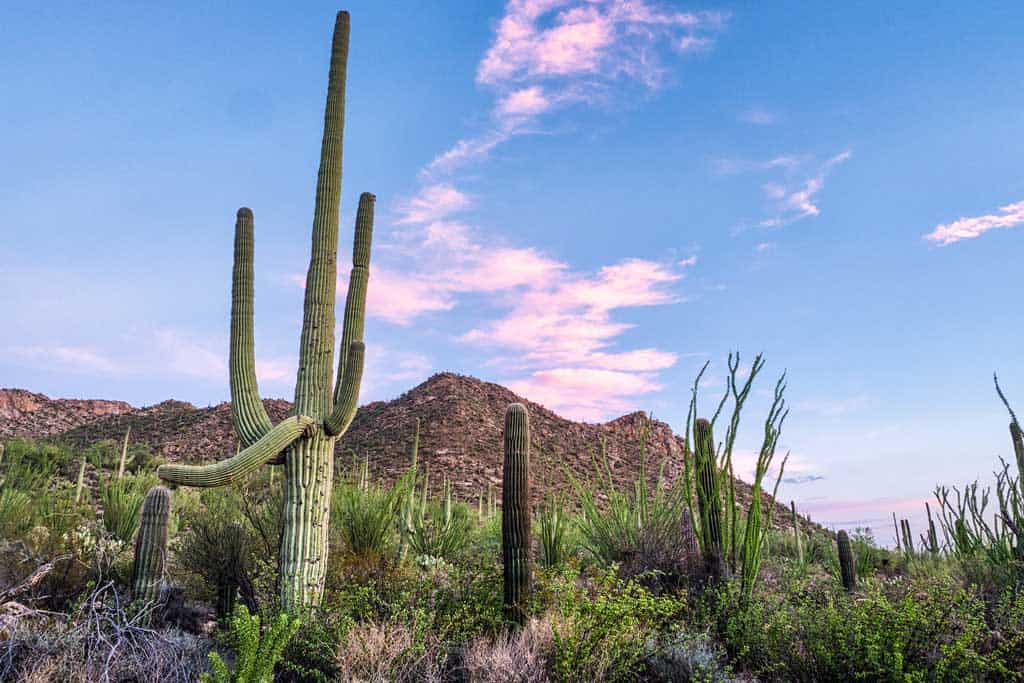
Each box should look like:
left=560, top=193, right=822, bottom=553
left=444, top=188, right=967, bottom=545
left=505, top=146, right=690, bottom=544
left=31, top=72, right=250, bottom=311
left=394, top=184, right=471, bottom=224
left=923, top=200, right=1024, bottom=246
left=508, top=367, right=662, bottom=421
left=425, top=0, right=727, bottom=176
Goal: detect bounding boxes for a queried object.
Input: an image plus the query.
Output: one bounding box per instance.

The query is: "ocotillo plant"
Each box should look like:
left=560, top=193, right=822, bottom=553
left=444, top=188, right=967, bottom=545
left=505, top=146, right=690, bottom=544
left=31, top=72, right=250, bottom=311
left=995, top=373, right=1023, bottom=477
left=502, top=403, right=531, bottom=627
left=694, top=418, right=726, bottom=582
left=132, top=486, right=171, bottom=604
left=837, top=529, right=856, bottom=592
left=901, top=519, right=915, bottom=556
left=157, top=11, right=375, bottom=611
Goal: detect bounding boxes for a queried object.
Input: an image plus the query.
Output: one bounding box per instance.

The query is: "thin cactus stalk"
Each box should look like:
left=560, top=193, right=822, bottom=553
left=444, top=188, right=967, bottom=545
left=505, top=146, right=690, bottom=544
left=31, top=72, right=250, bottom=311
left=893, top=511, right=902, bottom=553
left=901, top=519, right=915, bottom=556
left=925, top=502, right=940, bottom=555
left=837, top=529, right=856, bottom=592
left=694, top=418, right=726, bottom=582
left=502, top=403, right=531, bottom=627
left=75, top=458, right=87, bottom=503
left=398, top=420, right=420, bottom=563
left=156, top=11, right=375, bottom=612
left=117, top=426, right=131, bottom=479
left=791, top=500, right=803, bottom=566
left=132, top=486, right=171, bottom=604
left=0, top=442, right=4, bottom=468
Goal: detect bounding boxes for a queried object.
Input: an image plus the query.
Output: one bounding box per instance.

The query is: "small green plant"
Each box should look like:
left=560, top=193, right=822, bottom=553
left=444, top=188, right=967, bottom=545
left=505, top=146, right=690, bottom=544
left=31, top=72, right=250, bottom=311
left=100, top=477, right=145, bottom=544
left=332, top=462, right=399, bottom=559
left=202, top=604, right=302, bottom=683
left=537, top=491, right=569, bottom=568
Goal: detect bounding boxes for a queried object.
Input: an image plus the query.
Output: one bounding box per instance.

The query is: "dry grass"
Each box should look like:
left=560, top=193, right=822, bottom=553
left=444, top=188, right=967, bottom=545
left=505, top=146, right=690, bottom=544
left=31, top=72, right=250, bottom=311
left=460, top=616, right=555, bottom=682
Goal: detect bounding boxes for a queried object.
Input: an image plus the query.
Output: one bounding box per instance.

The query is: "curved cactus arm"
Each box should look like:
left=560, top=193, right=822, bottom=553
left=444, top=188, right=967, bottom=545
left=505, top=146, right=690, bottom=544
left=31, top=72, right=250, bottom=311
left=333, top=192, right=374, bottom=407
left=157, top=415, right=315, bottom=487
left=324, top=341, right=364, bottom=436
left=230, top=207, right=274, bottom=447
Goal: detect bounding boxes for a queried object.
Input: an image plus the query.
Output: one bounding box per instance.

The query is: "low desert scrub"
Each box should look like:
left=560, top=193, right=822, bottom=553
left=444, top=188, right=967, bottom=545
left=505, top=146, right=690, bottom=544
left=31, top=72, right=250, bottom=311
left=460, top=615, right=555, bottom=682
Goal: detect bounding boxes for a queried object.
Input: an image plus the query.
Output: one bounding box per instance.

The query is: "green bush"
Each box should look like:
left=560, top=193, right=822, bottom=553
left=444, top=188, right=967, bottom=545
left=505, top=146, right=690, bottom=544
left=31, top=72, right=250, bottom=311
left=99, top=477, right=145, bottom=544
left=331, top=477, right=399, bottom=560
left=703, top=570, right=1017, bottom=681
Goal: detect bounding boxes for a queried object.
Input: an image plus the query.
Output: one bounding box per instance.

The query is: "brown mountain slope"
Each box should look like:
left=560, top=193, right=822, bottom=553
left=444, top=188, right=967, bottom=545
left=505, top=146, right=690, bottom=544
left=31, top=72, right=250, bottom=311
left=0, top=388, right=133, bottom=440
left=5, top=373, right=802, bottom=529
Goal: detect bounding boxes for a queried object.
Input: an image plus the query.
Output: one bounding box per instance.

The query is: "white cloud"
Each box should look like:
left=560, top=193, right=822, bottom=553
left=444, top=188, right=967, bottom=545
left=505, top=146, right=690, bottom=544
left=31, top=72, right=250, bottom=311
left=923, top=200, right=1024, bottom=246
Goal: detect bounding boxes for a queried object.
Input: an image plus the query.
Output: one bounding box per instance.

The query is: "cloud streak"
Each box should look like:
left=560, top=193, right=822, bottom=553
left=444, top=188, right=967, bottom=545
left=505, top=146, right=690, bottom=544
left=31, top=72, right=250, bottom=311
left=923, top=200, right=1024, bottom=246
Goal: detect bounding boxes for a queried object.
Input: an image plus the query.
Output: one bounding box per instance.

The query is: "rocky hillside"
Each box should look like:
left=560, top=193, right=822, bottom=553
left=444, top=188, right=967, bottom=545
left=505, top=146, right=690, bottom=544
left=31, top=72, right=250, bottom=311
left=1, top=374, right=798, bottom=527
left=0, top=389, right=133, bottom=440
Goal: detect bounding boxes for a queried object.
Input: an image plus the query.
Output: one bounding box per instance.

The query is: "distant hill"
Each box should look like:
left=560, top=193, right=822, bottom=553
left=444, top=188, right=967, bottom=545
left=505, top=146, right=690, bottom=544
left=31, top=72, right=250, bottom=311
left=0, top=374, right=805, bottom=530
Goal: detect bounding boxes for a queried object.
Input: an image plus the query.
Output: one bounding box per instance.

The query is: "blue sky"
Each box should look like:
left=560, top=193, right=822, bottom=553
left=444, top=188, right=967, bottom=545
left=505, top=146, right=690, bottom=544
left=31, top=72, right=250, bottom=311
left=2, top=1, right=1022, bottom=539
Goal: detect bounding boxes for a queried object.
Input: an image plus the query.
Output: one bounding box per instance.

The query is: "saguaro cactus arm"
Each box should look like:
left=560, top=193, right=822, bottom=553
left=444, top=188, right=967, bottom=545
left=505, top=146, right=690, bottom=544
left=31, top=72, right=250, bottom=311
left=333, top=192, right=374, bottom=407
left=325, top=341, right=364, bottom=436
left=293, top=10, right=350, bottom=421
left=157, top=415, right=315, bottom=487
left=230, top=207, right=274, bottom=447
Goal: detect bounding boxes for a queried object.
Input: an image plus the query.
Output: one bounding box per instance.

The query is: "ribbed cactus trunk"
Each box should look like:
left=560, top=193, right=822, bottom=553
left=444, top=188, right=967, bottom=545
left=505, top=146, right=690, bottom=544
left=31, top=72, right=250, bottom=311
left=502, top=403, right=531, bottom=627
left=694, top=418, right=726, bottom=582
left=1011, top=421, right=1024, bottom=480
left=791, top=500, right=803, bottom=566
left=837, top=529, right=856, bottom=592
left=157, top=11, right=374, bottom=613
left=132, top=486, right=171, bottom=604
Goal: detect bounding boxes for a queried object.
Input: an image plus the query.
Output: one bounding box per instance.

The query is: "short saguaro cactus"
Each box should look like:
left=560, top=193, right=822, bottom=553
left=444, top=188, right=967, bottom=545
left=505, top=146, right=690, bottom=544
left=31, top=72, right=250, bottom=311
left=502, top=403, right=531, bottom=627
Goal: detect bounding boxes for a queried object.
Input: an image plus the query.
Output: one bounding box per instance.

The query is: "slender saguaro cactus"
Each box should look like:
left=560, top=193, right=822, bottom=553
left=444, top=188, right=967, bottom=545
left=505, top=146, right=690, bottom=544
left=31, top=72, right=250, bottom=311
left=502, top=403, right=531, bottom=627
left=791, top=501, right=804, bottom=566
left=132, top=486, right=171, bottom=604
left=157, top=11, right=374, bottom=612
left=75, top=458, right=87, bottom=503
left=694, top=418, right=726, bottom=581
left=837, top=530, right=856, bottom=592
left=925, top=502, right=940, bottom=556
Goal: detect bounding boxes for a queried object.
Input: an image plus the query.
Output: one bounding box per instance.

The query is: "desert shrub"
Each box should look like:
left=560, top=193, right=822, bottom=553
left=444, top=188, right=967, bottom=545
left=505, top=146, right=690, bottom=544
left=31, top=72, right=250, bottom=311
left=408, top=497, right=473, bottom=563
left=81, top=438, right=120, bottom=470
left=537, top=493, right=571, bottom=569
left=460, top=616, right=554, bottom=682
left=203, top=604, right=301, bottom=683
left=549, top=569, right=686, bottom=682
left=99, top=477, right=145, bottom=544
left=0, top=488, right=36, bottom=539
left=0, top=582, right=210, bottom=682
left=641, top=628, right=737, bottom=682
left=703, top=571, right=1015, bottom=681
left=178, top=488, right=257, bottom=618
left=332, top=476, right=399, bottom=560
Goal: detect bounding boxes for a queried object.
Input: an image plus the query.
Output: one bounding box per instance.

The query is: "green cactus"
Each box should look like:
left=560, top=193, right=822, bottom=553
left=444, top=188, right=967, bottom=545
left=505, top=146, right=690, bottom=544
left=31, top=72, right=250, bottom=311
left=925, top=502, right=940, bottom=555
left=901, top=519, right=915, bottom=557
left=75, top=458, right=87, bottom=503
left=694, top=418, right=726, bottom=581
left=132, top=486, right=171, bottom=604
left=791, top=500, right=804, bottom=566
left=157, top=11, right=374, bottom=611
left=837, top=529, right=856, bottom=592
left=502, top=403, right=531, bottom=627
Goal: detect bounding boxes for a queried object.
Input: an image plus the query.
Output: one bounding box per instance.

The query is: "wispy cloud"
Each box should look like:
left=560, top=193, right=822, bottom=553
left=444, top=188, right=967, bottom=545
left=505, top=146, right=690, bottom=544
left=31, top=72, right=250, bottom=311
left=923, top=200, right=1024, bottom=246
left=718, top=150, right=852, bottom=230
left=737, top=107, right=778, bottom=125
left=9, top=345, right=123, bottom=375
left=423, top=0, right=728, bottom=176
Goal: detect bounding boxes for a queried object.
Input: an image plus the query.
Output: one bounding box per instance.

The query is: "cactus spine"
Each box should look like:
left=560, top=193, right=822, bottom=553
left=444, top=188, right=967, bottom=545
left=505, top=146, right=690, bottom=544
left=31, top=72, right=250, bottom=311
left=132, top=486, right=171, bottom=604
left=694, top=418, right=726, bottom=581
left=837, top=530, right=856, bottom=591
left=156, top=11, right=374, bottom=612
left=502, top=403, right=531, bottom=627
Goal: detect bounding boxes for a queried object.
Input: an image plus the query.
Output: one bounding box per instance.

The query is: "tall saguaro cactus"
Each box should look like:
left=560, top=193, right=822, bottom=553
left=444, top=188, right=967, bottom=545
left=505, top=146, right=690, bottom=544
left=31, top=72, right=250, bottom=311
left=133, top=486, right=171, bottom=604
left=694, top=418, right=726, bottom=582
left=502, top=403, right=531, bottom=627
left=837, top=530, right=856, bottom=592
left=157, top=11, right=374, bottom=612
